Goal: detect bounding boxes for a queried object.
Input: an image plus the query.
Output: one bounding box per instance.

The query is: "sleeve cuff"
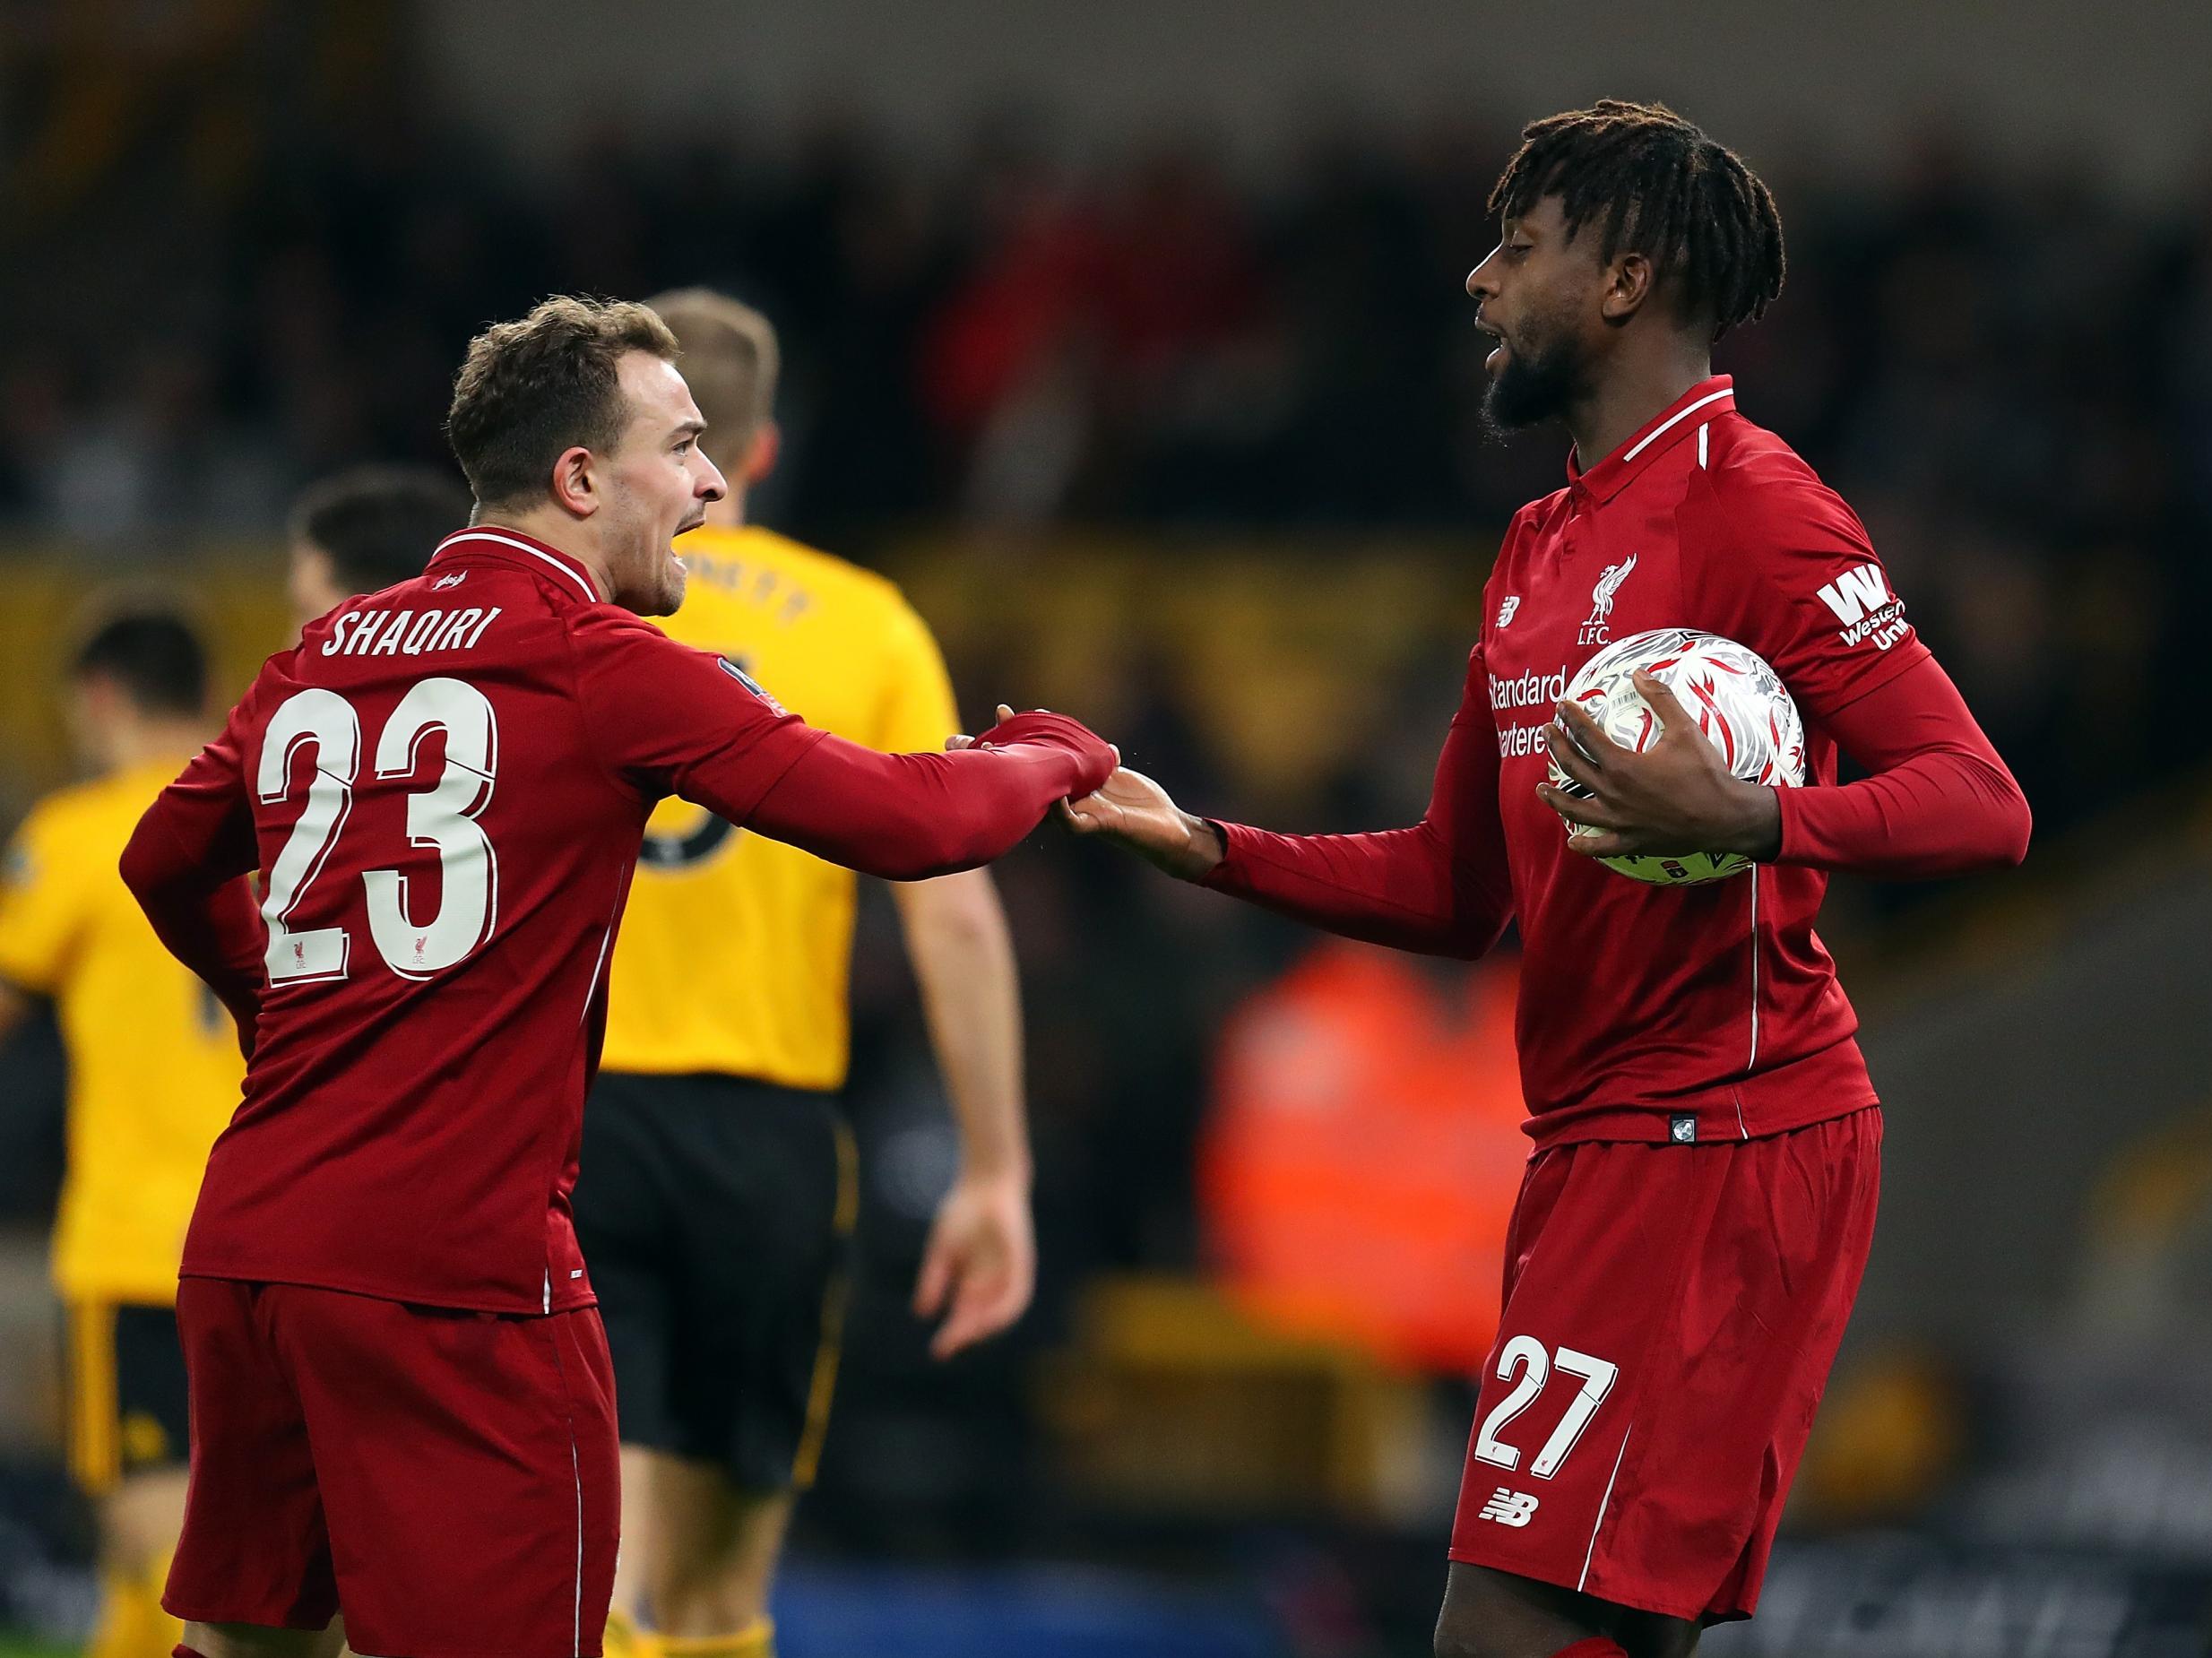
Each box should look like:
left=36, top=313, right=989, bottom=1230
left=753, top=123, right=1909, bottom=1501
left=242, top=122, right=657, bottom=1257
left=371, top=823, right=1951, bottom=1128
left=1772, top=784, right=1807, bottom=865
left=1196, top=819, right=1249, bottom=890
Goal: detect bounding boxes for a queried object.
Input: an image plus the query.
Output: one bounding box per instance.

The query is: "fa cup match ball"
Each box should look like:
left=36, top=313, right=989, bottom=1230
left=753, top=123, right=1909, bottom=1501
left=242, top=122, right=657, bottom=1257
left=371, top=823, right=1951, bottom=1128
left=1547, top=628, right=1806, bottom=885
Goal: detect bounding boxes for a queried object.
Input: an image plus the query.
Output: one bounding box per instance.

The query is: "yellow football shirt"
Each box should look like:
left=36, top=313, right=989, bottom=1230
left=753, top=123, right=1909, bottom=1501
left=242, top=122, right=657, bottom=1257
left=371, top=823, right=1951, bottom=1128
left=0, top=760, right=246, bottom=1304
left=601, top=524, right=963, bottom=1089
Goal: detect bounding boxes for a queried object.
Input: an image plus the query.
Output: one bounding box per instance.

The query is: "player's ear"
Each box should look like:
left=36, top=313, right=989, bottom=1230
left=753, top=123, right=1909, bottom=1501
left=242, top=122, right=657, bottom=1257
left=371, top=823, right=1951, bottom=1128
left=745, top=420, right=782, bottom=486
left=549, top=445, right=599, bottom=518
left=1601, top=252, right=1655, bottom=324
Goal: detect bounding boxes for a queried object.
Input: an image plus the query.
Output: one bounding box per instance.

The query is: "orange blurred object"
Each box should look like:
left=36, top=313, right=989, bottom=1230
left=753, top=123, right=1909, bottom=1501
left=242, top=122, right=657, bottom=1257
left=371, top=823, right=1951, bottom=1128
left=1200, top=941, right=1530, bottom=1374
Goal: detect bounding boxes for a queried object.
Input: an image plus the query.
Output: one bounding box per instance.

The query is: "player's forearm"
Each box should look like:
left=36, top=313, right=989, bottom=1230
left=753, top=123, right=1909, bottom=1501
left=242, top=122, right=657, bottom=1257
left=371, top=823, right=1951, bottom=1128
left=119, top=820, right=266, bottom=1032
left=893, top=871, right=1030, bottom=1181
left=1197, top=678, right=1513, bottom=954
left=747, top=721, right=1113, bottom=882
left=1202, top=819, right=1512, bottom=959
left=1776, top=748, right=2031, bottom=876
left=1775, top=657, right=2032, bottom=877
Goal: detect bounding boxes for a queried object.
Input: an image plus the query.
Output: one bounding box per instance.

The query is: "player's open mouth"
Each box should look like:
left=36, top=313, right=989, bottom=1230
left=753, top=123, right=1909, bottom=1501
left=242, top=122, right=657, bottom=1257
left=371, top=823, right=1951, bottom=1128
left=1476, top=319, right=1508, bottom=373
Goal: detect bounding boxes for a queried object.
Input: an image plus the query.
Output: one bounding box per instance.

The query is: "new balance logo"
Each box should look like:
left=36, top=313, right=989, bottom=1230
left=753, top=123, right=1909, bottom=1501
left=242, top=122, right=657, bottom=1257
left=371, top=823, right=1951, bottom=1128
left=1815, top=564, right=1890, bottom=626
left=1497, top=596, right=1521, bottom=628
left=1477, top=1488, right=1540, bottom=1527
left=433, top=571, right=468, bottom=591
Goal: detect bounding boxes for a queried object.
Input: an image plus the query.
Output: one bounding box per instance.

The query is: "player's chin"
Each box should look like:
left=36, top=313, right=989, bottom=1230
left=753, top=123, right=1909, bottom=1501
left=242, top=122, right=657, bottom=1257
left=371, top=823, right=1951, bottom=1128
left=1482, top=368, right=1551, bottom=432
left=652, top=565, right=688, bottom=616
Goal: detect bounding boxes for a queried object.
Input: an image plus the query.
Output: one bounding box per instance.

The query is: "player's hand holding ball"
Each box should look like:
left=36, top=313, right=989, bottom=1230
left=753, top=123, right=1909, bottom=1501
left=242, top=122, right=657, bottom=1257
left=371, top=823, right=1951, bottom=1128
left=1538, top=628, right=1803, bottom=885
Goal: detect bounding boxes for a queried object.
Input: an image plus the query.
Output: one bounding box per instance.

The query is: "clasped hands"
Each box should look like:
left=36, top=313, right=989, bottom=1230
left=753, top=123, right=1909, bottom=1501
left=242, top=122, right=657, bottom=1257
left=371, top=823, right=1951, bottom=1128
left=966, top=672, right=1781, bottom=876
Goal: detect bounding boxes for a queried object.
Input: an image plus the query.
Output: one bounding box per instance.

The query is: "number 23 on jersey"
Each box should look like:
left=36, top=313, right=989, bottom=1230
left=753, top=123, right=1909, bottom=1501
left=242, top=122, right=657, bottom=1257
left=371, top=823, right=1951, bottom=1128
left=259, top=678, right=500, bottom=984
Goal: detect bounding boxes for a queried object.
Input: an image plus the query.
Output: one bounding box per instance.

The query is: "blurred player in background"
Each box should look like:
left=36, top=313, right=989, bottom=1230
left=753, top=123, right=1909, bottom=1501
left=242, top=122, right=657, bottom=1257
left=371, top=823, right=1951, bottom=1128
left=286, top=462, right=472, bottom=633
left=123, top=296, right=1111, bottom=1658
left=579, top=289, right=1033, bottom=1658
left=0, top=608, right=239, bottom=1658
left=1067, top=103, right=2030, bottom=1658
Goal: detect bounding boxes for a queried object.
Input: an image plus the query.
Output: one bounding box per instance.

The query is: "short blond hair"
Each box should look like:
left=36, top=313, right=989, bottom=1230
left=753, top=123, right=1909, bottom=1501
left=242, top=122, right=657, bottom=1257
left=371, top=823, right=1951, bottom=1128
left=646, top=289, right=780, bottom=470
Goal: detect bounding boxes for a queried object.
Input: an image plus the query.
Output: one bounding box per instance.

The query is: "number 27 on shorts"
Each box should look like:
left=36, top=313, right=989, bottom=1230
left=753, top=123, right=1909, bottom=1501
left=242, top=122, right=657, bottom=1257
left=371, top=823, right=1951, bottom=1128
left=1472, top=1336, right=1619, bottom=1480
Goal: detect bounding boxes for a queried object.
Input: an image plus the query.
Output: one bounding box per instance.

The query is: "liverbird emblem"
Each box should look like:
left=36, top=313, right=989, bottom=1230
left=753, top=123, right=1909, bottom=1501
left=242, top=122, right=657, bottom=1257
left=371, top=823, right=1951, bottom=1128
left=1578, top=553, right=1638, bottom=645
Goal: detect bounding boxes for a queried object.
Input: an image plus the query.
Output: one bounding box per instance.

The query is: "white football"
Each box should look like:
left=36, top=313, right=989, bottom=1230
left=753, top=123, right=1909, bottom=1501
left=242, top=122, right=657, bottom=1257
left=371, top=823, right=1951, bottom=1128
left=1547, top=628, right=1805, bottom=885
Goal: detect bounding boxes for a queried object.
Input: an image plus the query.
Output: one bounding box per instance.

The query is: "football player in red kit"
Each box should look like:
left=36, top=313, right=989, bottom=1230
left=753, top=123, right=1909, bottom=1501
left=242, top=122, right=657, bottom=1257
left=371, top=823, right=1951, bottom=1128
left=1064, top=103, right=2030, bottom=1658
left=120, top=297, right=1115, bottom=1658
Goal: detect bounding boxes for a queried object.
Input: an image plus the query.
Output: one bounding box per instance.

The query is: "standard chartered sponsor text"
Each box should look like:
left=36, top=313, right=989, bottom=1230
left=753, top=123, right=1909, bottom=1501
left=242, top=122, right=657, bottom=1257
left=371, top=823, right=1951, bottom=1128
left=1498, top=721, right=1555, bottom=757
left=1490, top=668, right=1569, bottom=712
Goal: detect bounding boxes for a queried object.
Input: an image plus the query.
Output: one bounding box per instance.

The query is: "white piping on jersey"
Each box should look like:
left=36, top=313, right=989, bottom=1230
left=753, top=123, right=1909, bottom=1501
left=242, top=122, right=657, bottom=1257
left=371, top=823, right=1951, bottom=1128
left=1577, top=1427, right=1633, bottom=1593
left=569, top=1431, right=585, bottom=1657
left=1697, top=423, right=1710, bottom=469
left=1740, top=871, right=1760, bottom=1139
left=1747, top=874, right=1762, bottom=1072
left=1620, top=389, right=1734, bottom=465
left=579, top=913, right=618, bottom=1025
left=440, top=530, right=602, bottom=605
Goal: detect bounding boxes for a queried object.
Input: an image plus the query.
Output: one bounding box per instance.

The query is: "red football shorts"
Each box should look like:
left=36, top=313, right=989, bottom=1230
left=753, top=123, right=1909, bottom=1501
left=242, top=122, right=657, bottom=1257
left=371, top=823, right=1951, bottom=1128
left=164, top=1280, right=618, bottom=1658
left=1448, top=1108, right=1880, bottom=1623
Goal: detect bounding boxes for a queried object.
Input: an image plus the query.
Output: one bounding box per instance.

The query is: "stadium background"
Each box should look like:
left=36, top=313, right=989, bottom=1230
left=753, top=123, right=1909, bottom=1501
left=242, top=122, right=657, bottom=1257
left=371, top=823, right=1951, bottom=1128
left=4, top=2, right=2211, bottom=1654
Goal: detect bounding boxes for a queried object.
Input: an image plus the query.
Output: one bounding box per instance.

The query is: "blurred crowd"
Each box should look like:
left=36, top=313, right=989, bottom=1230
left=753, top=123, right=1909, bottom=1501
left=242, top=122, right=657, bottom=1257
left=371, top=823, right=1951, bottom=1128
left=10, top=94, right=2212, bottom=845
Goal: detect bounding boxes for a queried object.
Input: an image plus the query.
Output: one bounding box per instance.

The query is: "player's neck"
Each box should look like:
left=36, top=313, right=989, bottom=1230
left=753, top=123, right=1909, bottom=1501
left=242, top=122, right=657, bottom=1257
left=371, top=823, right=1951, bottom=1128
left=472, top=507, right=620, bottom=602
left=104, top=717, right=206, bottom=772
left=1568, top=349, right=1714, bottom=471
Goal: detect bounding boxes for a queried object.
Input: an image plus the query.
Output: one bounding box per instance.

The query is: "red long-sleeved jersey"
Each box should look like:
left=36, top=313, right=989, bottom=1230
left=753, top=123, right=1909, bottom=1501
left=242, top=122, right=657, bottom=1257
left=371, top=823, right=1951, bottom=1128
left=1205, top=378, right=2029, bottom=1149
left=122, top=526, right=1112, bottom=1313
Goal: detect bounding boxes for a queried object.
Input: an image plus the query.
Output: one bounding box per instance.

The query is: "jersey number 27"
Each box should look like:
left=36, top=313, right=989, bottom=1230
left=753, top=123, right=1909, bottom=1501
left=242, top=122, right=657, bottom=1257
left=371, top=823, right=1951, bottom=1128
left=258, top=679, right=499, bottom=983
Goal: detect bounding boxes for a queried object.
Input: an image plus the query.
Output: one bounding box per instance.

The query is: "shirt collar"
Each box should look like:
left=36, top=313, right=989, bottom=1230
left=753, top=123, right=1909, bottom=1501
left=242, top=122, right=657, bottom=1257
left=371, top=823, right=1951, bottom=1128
left=428, top=526, right=605, bottom=605
left=1565, top=375, right=1735, bottom=505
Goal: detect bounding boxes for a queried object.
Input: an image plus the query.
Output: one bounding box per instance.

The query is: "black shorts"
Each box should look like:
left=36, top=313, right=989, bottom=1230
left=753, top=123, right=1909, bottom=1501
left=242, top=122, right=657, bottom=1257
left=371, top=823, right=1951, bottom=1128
left=574, top=1072, right=857, bottom=1492
left=61, top=1299, right=191, bottom=1492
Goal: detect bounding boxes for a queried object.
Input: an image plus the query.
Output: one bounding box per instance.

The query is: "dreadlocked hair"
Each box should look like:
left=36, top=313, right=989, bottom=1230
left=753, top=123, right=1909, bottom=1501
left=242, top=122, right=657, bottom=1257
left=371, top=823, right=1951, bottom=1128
left=1488, top=99, right=1785, bottom=340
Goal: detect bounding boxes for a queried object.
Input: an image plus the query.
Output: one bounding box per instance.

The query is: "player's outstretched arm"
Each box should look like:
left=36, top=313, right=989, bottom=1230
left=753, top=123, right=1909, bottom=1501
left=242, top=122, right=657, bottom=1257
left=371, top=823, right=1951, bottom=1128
left=1066, top=661, right=1515, bottom=960
left=743, top=710, right=1119, bottom=882
left=1058, top=764, right=1225, bottom=878
left=574, top=613, right=1117, bottom=881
